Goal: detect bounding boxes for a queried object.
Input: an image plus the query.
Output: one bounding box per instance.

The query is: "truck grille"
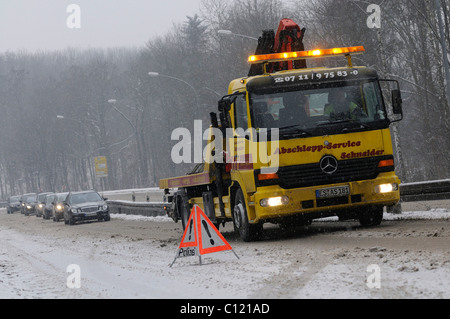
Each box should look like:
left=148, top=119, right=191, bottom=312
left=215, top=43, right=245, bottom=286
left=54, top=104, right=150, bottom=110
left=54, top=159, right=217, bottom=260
left=257, top=156, right=394, bottom=189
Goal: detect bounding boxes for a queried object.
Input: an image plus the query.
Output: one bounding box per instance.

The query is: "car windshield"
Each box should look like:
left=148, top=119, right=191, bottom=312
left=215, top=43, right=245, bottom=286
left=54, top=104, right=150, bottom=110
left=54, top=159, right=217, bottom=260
left=248, top=79, right=388, bottom=139
left=38, top=193, right=50, bottom=201
left=70, top=192, right=102, bottom=205
left=10, top=196, right=21, bottom=202
left=25, top=195, right=37, bottom=202
left=57, top=193, right=68, bottom=202
left=46, top=195, right=56, bottom=204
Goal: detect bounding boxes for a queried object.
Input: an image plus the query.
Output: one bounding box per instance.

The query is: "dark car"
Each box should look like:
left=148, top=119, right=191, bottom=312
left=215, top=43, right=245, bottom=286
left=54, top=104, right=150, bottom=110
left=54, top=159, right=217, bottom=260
left=7, top=195, right=22, bottom=214
left=35, top=192, right=53, bottom=217
left=52, top=192, right=69, bottom=222
left=43, top=193, right=57, bottom=220
left=20, top=193, right=37, bottom=216
left=63, top=190, right=110, bottom=225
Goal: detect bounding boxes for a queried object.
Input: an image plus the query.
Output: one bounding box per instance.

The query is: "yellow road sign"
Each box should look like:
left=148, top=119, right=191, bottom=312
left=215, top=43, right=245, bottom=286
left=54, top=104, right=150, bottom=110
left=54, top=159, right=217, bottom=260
left=94, top=156, right=108, bottom=177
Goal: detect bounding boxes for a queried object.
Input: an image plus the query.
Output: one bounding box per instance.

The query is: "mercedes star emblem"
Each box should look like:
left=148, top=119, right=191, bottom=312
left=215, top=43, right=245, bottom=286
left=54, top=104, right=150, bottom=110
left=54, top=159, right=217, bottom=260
left=320, top=155, right=338, bottom=175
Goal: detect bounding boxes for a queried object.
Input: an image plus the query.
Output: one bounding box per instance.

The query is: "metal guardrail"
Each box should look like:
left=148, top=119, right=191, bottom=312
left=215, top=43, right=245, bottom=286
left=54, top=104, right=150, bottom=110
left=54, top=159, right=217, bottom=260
left=400, top=179, right=450, bottom=202
left=3, top=180, right=448, bottom=217
left=107, top=200, right=167, bottom=217
left=106, top=180, right=450, bottom=217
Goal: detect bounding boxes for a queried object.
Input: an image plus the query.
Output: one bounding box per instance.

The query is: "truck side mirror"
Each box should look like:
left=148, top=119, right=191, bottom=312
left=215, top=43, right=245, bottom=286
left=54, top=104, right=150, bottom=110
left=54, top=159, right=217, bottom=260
left=392, top=89, right=403, bottom=116
left=218, top=99, right=232, bottom=113
left=379, top=79, right=403, bottom=123
left=218, top=94, right=238, bottom=130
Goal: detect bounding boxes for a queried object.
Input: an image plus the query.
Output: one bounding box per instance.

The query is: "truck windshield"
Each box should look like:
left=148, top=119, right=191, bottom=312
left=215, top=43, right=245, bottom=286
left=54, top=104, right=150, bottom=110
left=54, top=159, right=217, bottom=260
left=249, top=79, right=388, bottom=138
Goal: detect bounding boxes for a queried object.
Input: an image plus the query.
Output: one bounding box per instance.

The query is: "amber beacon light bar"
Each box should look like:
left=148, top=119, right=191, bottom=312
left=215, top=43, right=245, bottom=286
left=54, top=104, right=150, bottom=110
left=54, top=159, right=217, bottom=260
left=248, top=46, right=365, bottom=64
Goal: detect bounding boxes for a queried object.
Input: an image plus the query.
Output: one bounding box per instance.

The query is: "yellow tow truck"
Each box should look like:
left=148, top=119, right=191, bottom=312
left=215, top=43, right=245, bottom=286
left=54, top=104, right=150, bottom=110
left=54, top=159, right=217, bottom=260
left=160, top=19, right=403, bottom=241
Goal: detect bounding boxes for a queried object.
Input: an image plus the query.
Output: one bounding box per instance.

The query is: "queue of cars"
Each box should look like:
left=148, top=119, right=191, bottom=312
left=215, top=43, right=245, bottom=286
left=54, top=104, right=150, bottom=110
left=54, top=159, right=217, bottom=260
left=5, top=190, right=110, bottom=225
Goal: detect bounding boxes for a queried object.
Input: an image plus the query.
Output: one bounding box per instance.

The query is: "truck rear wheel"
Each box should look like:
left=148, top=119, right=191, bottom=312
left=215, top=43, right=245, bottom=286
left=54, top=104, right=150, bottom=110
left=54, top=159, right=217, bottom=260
left=358, top=206, right=383, bottom=226
left=233, top=189, right=262, bottom=242
left=176, top=190, right=192, bottom=231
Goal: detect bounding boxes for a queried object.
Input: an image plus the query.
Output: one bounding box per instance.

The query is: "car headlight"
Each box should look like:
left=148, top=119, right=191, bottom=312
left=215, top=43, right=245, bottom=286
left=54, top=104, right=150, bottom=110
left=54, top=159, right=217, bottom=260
left=56, top=204, right=63, bottom=210
left=102, top=204, right=108, bottom=211
left=71, top=208, right=77, bottom=213
left=26, top=205, right=32, bottom=209
left=38, top=204, right=44, bottom=208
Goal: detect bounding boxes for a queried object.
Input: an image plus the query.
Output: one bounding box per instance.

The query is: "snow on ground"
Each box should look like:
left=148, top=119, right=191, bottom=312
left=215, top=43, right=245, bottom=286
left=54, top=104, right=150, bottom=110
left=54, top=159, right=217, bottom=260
left=1, top=208, right=449, bottom=299
left=0, top=218, right=269, bottom=299
left=108, top=208, right=450, bottom=222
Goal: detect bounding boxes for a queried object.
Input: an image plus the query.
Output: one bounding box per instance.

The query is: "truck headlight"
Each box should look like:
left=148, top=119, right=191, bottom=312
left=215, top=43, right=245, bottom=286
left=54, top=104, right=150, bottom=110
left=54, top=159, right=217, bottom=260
left=260, top=196, right=289, bottom=207
left=375, top=183, right=398, bottom=194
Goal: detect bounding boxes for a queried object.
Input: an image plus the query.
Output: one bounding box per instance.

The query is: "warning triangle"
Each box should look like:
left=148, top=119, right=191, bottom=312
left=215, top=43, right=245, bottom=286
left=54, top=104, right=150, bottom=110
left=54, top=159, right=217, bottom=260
left=196, top=206, right=232, bottom=255
left=170, top=205, right=239, bottom=267
left=179, top=210, right=197, bottom=248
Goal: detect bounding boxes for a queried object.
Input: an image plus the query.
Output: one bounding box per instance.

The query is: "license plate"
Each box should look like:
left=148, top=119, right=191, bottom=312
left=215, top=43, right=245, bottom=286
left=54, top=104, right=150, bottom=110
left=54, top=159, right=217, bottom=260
left=86, top=212, right=98, bottom=216
left=316, top=186, right=350, bottom=198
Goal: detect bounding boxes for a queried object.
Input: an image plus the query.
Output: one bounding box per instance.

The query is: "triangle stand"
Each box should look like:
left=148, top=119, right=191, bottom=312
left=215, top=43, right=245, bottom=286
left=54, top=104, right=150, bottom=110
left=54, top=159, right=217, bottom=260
left=170, top=205, right=239, bottom=267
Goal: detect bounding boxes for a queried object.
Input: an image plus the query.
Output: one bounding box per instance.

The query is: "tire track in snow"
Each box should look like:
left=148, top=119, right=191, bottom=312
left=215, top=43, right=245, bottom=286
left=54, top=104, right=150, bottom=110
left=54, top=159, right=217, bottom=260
left=248, top=253, right=333, bottom=299
left=0, top=227, right=103, bottom=298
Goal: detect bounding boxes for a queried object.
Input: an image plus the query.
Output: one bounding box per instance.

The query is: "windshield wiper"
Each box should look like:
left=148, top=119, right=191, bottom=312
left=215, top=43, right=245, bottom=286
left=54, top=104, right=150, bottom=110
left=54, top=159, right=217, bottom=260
left=279, top=125, right=312, bottom=137
left=317, top=118, right=350, bottom=126
left=317, top=119, right=369, bottom=128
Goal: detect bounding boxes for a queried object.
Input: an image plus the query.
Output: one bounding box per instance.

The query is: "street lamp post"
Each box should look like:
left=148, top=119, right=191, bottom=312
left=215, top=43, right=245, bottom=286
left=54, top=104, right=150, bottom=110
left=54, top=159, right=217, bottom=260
left=107, top=99, right=138, bottom=133
left=107, top=99, right=151, bottom=187
left=56, top=114, right=95, bottom=190
left=148, top=72, right=200, bottom=110
left=218, top=29, right=259, bottom=41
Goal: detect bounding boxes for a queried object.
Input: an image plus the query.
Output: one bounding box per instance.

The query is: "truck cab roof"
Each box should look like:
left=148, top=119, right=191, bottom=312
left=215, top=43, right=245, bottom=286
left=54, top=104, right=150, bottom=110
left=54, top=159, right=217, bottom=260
left=229, top=66, right=379, bottom=94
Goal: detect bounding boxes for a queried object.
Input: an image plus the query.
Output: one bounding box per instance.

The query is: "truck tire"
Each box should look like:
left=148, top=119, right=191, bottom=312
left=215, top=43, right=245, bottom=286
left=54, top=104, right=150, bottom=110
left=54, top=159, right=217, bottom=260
left=233, top=188, right=262, bottom=242
left=358, top=206, right=383, bottom=226
left=387, top=202, right=402, bottom=214
left=177, top=190, right=192, bottom=231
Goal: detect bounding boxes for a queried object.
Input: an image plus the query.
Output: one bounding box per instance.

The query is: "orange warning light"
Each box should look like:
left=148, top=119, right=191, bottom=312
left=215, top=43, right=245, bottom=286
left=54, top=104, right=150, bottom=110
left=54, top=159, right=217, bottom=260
left=248, top=46, right=365, bottom=64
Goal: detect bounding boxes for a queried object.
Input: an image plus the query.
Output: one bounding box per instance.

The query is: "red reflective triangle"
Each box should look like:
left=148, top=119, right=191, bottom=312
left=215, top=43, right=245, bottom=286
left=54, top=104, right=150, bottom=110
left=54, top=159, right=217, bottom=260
left=178, top=208, right=197, bottom=248
left=196, top=206, right=232, bottom=255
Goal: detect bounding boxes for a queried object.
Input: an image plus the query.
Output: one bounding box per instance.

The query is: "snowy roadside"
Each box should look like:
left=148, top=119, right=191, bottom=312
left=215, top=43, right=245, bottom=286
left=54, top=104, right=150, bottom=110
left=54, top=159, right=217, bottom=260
left=1, top=208, right=449, bottom=299
left=0, top=220, right=275, bottom=299
left=109, top=208, right=450, bottom=223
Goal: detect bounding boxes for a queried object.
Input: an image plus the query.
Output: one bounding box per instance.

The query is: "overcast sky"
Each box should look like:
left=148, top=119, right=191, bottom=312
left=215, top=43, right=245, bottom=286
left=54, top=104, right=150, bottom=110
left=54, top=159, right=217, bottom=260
left=0, top=0, right=204, bottom=53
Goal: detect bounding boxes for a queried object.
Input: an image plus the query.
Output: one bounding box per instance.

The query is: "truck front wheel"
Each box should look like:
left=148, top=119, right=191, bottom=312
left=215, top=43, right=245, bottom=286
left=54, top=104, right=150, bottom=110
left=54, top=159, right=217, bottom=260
left=233, top=189, right=262, bottom=242
left=358, top=206, right=383, bottom=227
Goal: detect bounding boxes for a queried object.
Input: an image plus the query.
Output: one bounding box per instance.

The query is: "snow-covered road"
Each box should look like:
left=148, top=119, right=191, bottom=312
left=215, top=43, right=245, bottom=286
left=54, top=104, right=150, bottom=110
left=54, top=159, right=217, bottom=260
left=1, top=207, right=450, bottom=300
